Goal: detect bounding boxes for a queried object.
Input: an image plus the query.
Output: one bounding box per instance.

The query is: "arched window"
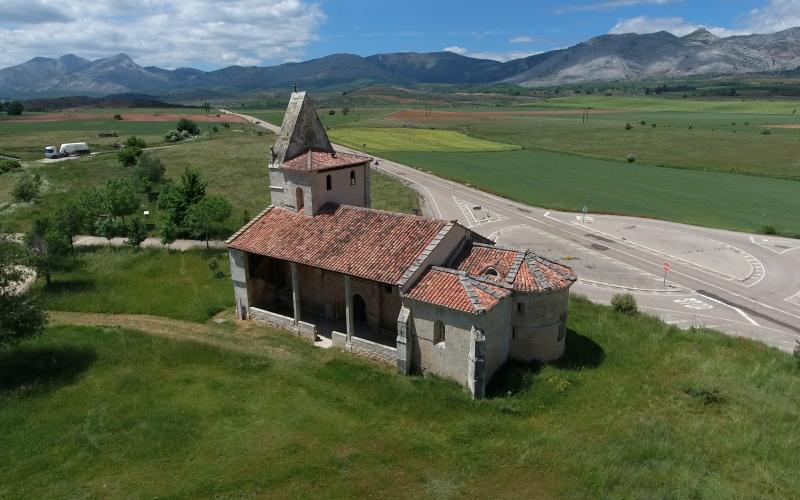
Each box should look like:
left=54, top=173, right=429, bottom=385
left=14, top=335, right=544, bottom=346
left=482, top=267, right=499, bottom=280
left=433, top=320, right=445, bottom=345
left=350, top=170, right=356, bottom=185
left=326, top=174, right=332, bottom=191
left=295, top=187, right=304, bottom=211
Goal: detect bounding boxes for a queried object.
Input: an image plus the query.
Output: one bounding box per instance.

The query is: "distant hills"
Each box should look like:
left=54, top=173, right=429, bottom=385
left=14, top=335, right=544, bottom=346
left=2, top=27, right=800, bottom=98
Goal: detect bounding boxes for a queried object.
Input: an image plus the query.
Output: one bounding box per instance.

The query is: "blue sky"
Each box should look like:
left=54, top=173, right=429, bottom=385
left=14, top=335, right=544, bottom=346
left=0, top=0, right=797, bottom=69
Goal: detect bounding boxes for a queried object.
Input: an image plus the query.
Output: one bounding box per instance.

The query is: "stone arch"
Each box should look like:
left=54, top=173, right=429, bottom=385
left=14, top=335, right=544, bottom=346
left=433, top=320, right=445, bottom=344
left=350, top=170, right=356, bottom=185
left=353, top=294, right=367, bottom=323
left=326, top=174, right=332, bottom=191
left=295, top=186, right=304, bottom=211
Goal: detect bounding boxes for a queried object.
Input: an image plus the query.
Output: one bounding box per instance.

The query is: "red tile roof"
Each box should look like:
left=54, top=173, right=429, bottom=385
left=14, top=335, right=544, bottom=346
left=282, top=149, right=371, bottom=172
left=453, top=243, right=576, bottom=293
left=227, top=204, right=446, bottom=284
left=406, top=267, right=510, bottom=313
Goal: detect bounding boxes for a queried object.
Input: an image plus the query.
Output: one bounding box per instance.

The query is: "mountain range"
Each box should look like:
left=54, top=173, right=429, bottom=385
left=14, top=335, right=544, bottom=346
left=2, top=27, right=800, bottom=98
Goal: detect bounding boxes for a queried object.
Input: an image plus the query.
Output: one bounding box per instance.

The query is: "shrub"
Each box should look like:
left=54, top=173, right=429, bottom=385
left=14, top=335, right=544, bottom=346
left=793, top=341, right=800, bottom=368
left=117, top=145, right=142, bottom=167
left=328, top=109, right=336, bottom=115
left=222, top=123, right=230, bottom=129
left=211, top=125, right=219, bottom=133
left=639, top=120, right=646, bottom=126
left=651, top=123, right=656, bottom=128
left=627, top=154, right=636, bottom=163
left=11, top=173, right=42, bottom=202
left=126, top=218, right=148, bottom=249
left=176, top=118, right=200, bottom=135
left=125, top=136, right=147, bottom=148
left=611, top=293, right=638, bottom=315
left=6, top=101, right=23, bottom=116
left=164, top=130, right=182, bottom=142
left=760, top=224, right=777, bottom=235
left=624, top=122, right=633, bottom=130
left=684, top=386, right=726, bottom=405
left=760, top=127, right=771, bottom=135
left=0, top=158, right=21, bottom=174
left=113, top=114, right=123, bottom=120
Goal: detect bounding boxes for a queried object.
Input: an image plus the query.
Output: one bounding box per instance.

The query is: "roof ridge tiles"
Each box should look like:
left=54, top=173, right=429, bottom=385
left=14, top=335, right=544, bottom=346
left=525, top=254, right=554, bottom=291
left=506, top=250, right=526, bottom=285
left=457, top=272, right=485, bottom=312
left=397, top=222, right=454, bottom=287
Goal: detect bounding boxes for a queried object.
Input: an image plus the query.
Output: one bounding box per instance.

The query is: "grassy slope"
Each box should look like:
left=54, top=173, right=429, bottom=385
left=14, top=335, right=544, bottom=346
left=328, top=127, right=518, bottom=153
left=2, top=297, right=799, bottom=498
left=388, top=149, right=800, bottom=235
left=38, top=248, right=233, bottom=323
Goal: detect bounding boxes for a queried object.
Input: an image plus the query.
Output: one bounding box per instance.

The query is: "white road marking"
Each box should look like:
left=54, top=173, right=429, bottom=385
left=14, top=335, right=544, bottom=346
left=750, top=235, right=800, bottom=255
left=695, top=292, right=759, bottom=326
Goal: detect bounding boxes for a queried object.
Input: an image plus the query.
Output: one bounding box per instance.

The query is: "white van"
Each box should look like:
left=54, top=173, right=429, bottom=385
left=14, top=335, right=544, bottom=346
left=44, top=146, right=58, bottom=159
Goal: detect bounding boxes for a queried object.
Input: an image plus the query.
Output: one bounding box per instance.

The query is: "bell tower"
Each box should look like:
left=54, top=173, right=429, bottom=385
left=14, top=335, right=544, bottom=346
left=268, top=92, right=372, bottom=215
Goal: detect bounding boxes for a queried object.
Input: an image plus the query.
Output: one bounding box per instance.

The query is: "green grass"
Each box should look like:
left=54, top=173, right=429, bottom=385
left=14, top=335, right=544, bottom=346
left=370, top=169, right=420, bottom=214
left=328, top=127, right=519, bottom=153
left=2, top=296, right=799, bottom=497
left=539, top=95, right=800, bottom=114
left=38, top=247, right=233, bottom=322
left=387, top=148, right=800, bottom=235
left=247, top=107, right=402, bottom=129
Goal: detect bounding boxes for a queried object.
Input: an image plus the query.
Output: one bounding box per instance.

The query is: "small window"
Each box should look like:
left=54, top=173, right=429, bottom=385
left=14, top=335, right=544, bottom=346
left=482, top=267, right=499, bottom=280
left=326, top=174, right=332, bottom=191
left=384, top=284, right=392, bottom=294
left=350, top=170, right=356, bottom=185
left=433, top=320, right=445, bottom=345
left=517, top=303, right=524, bottom=314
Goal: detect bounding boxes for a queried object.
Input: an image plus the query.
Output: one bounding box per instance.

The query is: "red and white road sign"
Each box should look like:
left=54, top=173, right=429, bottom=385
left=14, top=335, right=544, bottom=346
left=663, top=262, right=670, bottom=273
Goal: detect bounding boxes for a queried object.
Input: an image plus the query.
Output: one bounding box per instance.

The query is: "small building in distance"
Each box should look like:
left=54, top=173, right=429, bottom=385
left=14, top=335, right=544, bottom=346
left=227, top=91, right=576, bottom=398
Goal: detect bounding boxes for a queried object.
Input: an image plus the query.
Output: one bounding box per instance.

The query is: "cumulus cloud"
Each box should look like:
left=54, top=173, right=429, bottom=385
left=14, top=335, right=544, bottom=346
left=509, top=36, right=538, bottom=44
left=443, top=46, right=539, bottom=62
left=609, top=0, right=800, bottom=38
left=0, top=0, right=325, bottom=68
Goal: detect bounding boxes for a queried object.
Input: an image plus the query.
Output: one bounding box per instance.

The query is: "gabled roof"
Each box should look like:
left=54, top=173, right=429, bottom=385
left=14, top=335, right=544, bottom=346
left=271, top=91, right=334, bottom=164
left=282, top=149, right=371, bottom=172
left=227, top=204, right=447, bottom=285
left=405, top=267, right=511, bottom=313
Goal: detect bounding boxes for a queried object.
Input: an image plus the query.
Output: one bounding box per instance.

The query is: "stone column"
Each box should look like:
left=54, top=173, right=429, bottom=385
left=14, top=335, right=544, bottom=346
left=290, top=262, right=301, bottom=325
left=468, top=326, right=486, bottom=399
left=344, top=275, right=354, bottom=342
left=396, top=306, right=413, bottom=374
left=228, top=249, right=249, bottom=320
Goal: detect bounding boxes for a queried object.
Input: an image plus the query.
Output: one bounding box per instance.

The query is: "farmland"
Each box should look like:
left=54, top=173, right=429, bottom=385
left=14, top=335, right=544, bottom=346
left=328, top=127, right=518, bottom=153
left=0, top=110, right=419, bottom=232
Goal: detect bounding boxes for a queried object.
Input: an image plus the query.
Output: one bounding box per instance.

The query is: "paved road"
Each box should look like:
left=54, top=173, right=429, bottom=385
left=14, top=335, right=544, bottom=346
left=223, top=109, right=800, bottom=352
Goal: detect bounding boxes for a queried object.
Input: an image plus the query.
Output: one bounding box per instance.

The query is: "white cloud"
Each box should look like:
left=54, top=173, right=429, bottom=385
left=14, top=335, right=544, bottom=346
left=509, top=36, right=537, bottom=44
left=0, top=0, right=325, bottom=69
left=609, top=1, right=800, bottom=38
left=557, top=0, right=680, bottom=14
left=443, top=46, right=540, bottom=62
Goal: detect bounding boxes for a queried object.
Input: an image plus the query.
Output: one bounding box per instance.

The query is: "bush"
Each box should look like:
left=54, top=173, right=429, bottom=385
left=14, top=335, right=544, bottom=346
left=6, top=101, right=23, bottom=116
left=611, top=293, right=638, bottom=315
left=135, top=151, right=165, bottom=183
left=223, top=123, right=230, bottom=129
left=760, top=127, right=771, bottom=135
left=164, top=130, right=182, bottom=142
left=125, top=136, right=147, bottom=148
left=113, top=114, right=123, bottom=120
left=117, top=145, right=142, bottom=167
left=627, top=154, right=636, bottom=163
left=640, top=120, right=646, bottom=126
left=12, top=173, right=42, bottom=203
left=760, top=224, right=777, bottom=235
left=624, top=122, right=633, bottom=130
left=0, top=158, right=21, bottom=174
left=126, top=218, right=148, bottom=249
left=176, top=118, right=200, bottom=136
left=211, top=126, right=219, bottom=133
left=328, top=109, right=336, bottom=115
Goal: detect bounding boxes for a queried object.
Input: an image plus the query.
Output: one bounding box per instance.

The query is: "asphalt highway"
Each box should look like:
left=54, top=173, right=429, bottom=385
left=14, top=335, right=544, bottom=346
left=225, top=109, right=800, bottom=352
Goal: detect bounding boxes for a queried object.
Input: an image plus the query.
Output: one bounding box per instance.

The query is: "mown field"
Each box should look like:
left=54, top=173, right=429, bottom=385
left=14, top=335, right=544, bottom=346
left=2, top=292, right=798, bottom=498
left=0, top=120, right=419, bottom=232
left=328, top=127, right=518, bottom=153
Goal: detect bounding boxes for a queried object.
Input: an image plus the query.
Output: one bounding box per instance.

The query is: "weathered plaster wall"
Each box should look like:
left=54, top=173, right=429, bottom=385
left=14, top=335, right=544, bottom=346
left=312, top=163, right=370, bottom=209
left=510, top=289, right=569, bottom=362
left=228, top=249, right=250, bottom=319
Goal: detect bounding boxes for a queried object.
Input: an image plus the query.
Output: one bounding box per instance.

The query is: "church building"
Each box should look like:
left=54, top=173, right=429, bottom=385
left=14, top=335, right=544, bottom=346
left=227, top=92, right=576, bottom=398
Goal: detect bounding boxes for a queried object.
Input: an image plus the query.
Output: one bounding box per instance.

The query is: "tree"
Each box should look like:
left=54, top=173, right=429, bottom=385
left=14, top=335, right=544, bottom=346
left=203, top=102, right=211, bottom=114
left=0, top=228, right=47, bottom=348
left=96, top=216, right=118, bottom=246
left=55, top=199, right=87, bottom=249
left=180, top=167, right=206, bottom=206
left=24, top=216, right=72, bottom=286
left=160, top=220, right=178, bottom=248
left=103, top=179, right=139, bottom=226
left=126, top=218, right=148, bottom=249
left=11, top=173, right=42, bottom=203
left=77, top=187, right=106, bottom=235
left=131, top=152, right=165, bottom=193
left=6, top=101, right=24, bottom=116
left=176, top=118, right=200, bottom=135
left=184, top=195, right=232, bottom=248
left=125, top=136, right=147, bottom=148
left=118, top=145, right=142, bottom=167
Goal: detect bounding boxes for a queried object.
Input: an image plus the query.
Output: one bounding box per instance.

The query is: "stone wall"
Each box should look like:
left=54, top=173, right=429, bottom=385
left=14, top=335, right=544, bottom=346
left=332, top=331, right=397, bottom=366
left=228, top=249, right=250, bottom=319
left=249, top=307, right=317, bottom=342
left=510, top=289, right=569, bottom=362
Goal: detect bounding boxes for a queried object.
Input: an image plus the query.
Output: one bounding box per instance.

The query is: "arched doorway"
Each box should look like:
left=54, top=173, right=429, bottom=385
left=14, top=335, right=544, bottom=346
left=353, top=294, right=367, bottom=324
left=295, top=187, right=304, bottom=211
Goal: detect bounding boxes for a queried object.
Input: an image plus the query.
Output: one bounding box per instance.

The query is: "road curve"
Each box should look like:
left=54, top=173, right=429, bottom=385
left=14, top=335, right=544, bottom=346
left=222, top=109, right=800, bottom=352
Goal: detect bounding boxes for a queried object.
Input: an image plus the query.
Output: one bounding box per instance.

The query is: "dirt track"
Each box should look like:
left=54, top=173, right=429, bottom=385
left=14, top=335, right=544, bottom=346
left=4, top=112, right=248, bottom=124
left=387, top=108, right=625, bottom=121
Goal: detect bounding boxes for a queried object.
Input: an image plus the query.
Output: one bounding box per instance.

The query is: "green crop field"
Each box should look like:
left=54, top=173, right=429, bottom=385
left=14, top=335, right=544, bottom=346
left=388, top=149, right=800, bottom=235
left=247, top=106, right=403, bottom=129
left=328, top=127, right=519, bottom=153
left=2, top=295, right=799, bottom=498
left=535, top=95, right=800, bottom=114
